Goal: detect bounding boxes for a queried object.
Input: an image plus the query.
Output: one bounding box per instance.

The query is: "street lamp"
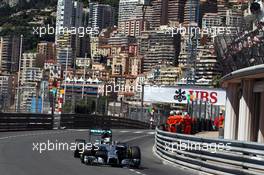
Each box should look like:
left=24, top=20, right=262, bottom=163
left=81, top=53, right=88, bottom=99
left=63, top=46, right=70, bottom=107
left=16, top=35, right=23, bottom=113
left=141, top=83, right=145, bottom=121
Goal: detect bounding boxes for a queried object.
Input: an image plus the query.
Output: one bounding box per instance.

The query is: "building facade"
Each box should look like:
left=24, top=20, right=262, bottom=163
left=139, top=28, right=179, bottom=72
left=118, top=0, right=139, bottom=27
left=37, top=42, right=56, bottom=66
left=0, top=36, right=20, bottom=74
left=89, top=2, right=114, bottom=31
left=0, top=75, right=13, bottom=111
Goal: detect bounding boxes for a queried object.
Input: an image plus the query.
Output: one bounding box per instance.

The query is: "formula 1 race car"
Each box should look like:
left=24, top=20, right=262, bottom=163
left=74, top=129, right=141, bottom=168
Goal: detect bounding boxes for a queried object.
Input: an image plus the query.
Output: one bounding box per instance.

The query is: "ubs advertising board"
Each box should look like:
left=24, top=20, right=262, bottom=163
left=144, top=86, right=226, bottom=106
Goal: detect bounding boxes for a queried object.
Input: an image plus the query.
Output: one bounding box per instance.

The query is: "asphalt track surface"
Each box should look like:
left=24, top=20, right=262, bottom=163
left=0, top=129, right=198, bottom=175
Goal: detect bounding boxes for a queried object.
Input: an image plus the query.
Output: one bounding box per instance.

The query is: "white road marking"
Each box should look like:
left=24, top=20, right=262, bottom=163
left=67, top=129, right=88, bottom=132
left=120, top=131, right=130, bottom=133
left=122, top=135, right=151, bottom=143
left=129, top=169, right=146, bottom=175
left=0, top=130, right=73, bottom=140
left=147, top=132, right=155, bottom=135
left=134, top=131, right=144, bottom=134
left=0, top=136, right=9, bottom=140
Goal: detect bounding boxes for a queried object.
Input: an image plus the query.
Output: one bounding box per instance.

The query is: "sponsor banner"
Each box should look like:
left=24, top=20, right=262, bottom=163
left=144, top=86, right=226, bottom=106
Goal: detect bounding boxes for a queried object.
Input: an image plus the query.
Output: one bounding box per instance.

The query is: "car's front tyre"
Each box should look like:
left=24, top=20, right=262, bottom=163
left=129, top=146, right=141, bottom=168
left=74, top=149, right=80, bottom=158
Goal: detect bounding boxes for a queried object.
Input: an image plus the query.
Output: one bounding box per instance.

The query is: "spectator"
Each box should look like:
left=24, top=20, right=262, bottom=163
left=219, top=113, right=225, bottom=129
left=213, top=115, right=219, bottom=131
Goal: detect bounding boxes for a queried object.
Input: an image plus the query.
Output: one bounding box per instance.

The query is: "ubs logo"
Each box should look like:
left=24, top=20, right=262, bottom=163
left=174, top=89, right=186, bottom=102
left=174, top=89, right=218, bottom=104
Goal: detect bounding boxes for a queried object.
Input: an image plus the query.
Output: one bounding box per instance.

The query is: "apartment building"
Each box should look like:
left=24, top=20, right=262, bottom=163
left=118, top=0, right=139, bottom=27
left=0, top=75, right=13, bottom=110
left=89, top=2, right=114, bottom=31
left=138, top=28, right=178, bottom=72
left=0, top=36, right=20, bottom=74
left=119, top=18, right=148, bottom=37
left=37, top=42, right=56, bottom=67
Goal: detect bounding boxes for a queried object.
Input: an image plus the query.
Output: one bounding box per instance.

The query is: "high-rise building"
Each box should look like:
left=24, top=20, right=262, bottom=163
left=89, top=2, right=114, bottom=31
left=16, top=53, right=43, bottom=112
left=178, top=35, right=221, bottom=85
left=55, top=0, right=73, bottom=43
left=138, top=27, right=179, bottom=72
left=56, top=0, right=73, bottom=69
left=144, top=0, right=162, bottom=29
left=118, top=0, right=139, bottom=28
left=71, top=1, right=84, bottom=57
left=72, top=1, right=83, bottom=28
left=56, top=32, right=73, bottom=67
left=119, top=0, right=161, bottom=30
left=0, top=75, right=13, bottom=111
left=57, top=47, right=73, bottom=67
left=183, top=0, right=199, bottom=25
left=56, top=0, right=85, bottom=65
left=160, top=0, right=186, bottom=25
left=0, top=36, right=20, bottom=74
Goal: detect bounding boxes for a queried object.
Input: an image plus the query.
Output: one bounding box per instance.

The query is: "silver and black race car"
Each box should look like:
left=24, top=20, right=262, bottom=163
left=74, top=129, right=141, bottom=168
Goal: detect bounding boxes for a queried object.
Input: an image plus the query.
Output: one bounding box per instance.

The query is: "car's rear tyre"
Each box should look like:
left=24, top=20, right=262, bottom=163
left=75, top=139, right=85, bottom=158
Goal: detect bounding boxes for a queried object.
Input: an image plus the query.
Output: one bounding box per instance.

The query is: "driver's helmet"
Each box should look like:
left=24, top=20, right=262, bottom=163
left=102, top=132, right=110, bottom=139
left=103, top=137, right=111, bottom=144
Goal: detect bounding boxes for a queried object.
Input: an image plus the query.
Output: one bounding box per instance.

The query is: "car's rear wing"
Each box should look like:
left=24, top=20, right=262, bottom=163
left=90, top=129, right=112, bottom=135
left=89, top=129, right=112, bottom=142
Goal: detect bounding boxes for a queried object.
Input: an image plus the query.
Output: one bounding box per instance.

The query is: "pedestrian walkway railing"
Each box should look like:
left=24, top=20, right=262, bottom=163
left=155, top=128, right=264, bottom=175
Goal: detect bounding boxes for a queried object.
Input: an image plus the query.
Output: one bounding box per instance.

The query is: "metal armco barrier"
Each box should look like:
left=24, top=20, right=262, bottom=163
left=0, top=113, right=53, bottom=131
left=0, top=113, right=150, bottom=131
left=60, top=114, right=150, bottom=129
left=155, top=128, right=264, bottom=175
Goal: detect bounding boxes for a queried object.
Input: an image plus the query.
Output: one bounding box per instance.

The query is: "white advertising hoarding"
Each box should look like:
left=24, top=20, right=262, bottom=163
left=144, top=86, right=226, bottom=106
